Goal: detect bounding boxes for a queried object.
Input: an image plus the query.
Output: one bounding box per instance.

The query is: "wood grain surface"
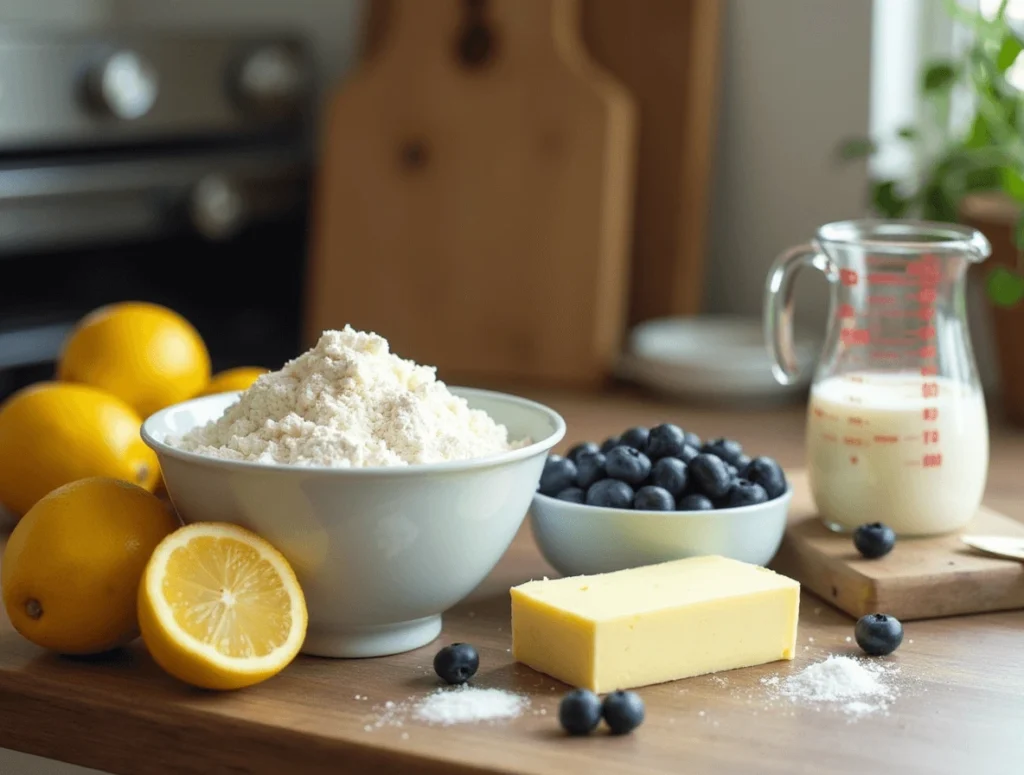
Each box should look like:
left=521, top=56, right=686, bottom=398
left=0, top=390, right=1023, bottom=775
left=307, top=0, right=636, bottom=387
left=775, top=471, right=1024, bottom=621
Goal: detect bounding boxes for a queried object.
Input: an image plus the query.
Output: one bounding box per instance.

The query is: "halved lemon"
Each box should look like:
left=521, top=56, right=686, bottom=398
left=138, top=522, right=307, bottom=690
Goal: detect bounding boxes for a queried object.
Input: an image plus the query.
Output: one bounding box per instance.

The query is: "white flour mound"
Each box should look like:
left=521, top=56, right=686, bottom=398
left=172, top=326, right=521, bottom=467
left=777, top=655, right=898, bottom=718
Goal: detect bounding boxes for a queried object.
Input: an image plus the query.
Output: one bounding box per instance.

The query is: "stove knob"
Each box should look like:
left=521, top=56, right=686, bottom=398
left=86, top=50, right=159, bottom=120
left=235, top=44, right=306, bottom=112
left=189, top=175, right=245, bottom=240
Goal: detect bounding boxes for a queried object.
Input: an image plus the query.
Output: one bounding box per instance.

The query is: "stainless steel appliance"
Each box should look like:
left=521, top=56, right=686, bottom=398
left=0, top=26, right=314, bottom=398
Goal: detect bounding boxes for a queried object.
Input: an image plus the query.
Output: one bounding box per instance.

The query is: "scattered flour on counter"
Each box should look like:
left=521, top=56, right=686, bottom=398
left=172, top=326, right=523, bottom=467
left=367, top=686, right=530, bottom=731
left=773, top=655, right=900, bottom=720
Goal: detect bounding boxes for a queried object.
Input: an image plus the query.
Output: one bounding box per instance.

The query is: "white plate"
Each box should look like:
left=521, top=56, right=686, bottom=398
left=617, top=316, right=817, bottom=405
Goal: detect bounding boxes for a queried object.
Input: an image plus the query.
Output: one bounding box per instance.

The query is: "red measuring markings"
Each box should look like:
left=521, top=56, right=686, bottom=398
left=837, top=303, right=856, bottom=318
left=843, top=436, right=864, bottom=446
left=873, top=434, right=899, bottom=444
left=923, top=430, right=939, bottom=444
left=923, top=407, right=939, bottom=421
left=847, top=416, right=866, bottom=426
left=872, top=350, right=903, bottom=361
left=867, top=273, right=916, bottom=286
left=822, top=432, right=838, bottom=442
left=878, top=309, right=934, bottom=319
left=916, top=325, right=936, bottom=340
left=841, top=328, right=871, bottom=345
left=920, top=365, right=938, bottom=376
left=919, top=345, right=936, bottom=358
left=840, top=269, right=859, bottom=286
left=923, top=453, right=943, bottom=468
left=912, top=288, right=938, bottom=304
left=868, top=295, right=897, bottom=305
left=922, top=382, right=939, bottom=398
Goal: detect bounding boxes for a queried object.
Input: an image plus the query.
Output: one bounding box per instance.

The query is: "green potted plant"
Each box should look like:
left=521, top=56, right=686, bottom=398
left=839, top=0, right=1024, bottom=422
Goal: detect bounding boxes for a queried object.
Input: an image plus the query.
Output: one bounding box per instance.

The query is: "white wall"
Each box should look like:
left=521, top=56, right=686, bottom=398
left=705, top=0, right=873, bottom=332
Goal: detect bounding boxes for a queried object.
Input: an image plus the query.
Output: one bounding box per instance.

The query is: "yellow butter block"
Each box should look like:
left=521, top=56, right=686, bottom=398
left=510, top=556, right=799, bottom=692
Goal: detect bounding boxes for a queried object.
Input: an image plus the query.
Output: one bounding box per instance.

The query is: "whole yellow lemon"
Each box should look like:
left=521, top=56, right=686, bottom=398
left=58, top=302, right=211, bottom=419
left=198, top=366, right=269, bottom=397
left=2, top=477, right=180, bottom=654
left=0, top=382, right=159, bottom=516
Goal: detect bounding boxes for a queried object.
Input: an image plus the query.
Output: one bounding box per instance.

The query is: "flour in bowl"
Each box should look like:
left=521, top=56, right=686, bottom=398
left=172, top=326, right=522, bottom=467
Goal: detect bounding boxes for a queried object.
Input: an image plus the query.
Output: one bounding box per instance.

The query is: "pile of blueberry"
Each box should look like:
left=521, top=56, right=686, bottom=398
left=538, top=424, right=788, bottom=511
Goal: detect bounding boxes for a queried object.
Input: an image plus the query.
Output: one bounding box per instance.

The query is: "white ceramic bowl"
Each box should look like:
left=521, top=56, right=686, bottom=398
left=530, top=487, right=793, bottom=577
left=141, top=388, right=565, bottom=658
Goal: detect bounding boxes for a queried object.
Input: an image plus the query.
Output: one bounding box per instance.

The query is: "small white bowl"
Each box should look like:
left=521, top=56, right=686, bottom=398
left=530, top=487, right=793, bottom=577
left=142, top=388, right=565, bottom=658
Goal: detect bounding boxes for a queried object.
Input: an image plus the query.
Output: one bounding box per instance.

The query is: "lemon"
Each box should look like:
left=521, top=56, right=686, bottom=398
left=0, top=382, right=159, bottom=516
left=58, top=302, right=211, bottom=419
left=198, top=367, right=268, bottom=397
left=1, top=478, right=179, bottom=654
left=138, top=522, right=307, bottom=690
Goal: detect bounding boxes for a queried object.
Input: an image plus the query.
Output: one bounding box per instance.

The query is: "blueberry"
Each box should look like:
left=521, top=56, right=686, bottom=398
left=539, top=455, right=577, bottom=496
left=559, top=689, right=602, bottom=735
left=743, top=457, right=788, bottom=499
left=726, top=464, right=738, bottom=477
left=688, top=453, right=733, bottom=499
left=677, top=444, right=700, bottom=463
left=735, top=454, right=751, bottom=470
left=600, top=435, right=622, bottom=454
left=648, top=457, right=688, bottom=497
left=433, top=643, right=479, bottom=685
left=854, top=613, right=904, bottom=656
left=633, top=485, right=675, bottom=511
left=575, top=451, right=607, bottom=490
left=646, top=423, right=686, bottom=460
left=853, top=522, right=896, bottom=559
left=601, top=691, right=645, bottom=735
left=586, top=479, right=634, bottom=509
left=605, top=446, right=652, bottom=487
left=678, top=493, right=714, bottom=511
left=555, top=487, right=586, bottom=504
left=684, top=431, right=702, bottom=449
left=567, top=441, right=600, bottom=464
left=620, top=426, right=650, bottom=452
left=724, top=479, right=769, bottom=508
left=702, top=438, right=745, bottom=466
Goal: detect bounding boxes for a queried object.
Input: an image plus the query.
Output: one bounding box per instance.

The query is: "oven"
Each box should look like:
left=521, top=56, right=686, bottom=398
left=0, top=26, right=315, bottom=399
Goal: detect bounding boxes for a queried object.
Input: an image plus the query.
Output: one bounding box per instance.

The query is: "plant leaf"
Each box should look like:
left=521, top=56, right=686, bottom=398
left=1002, top=167, right=1024, bottom=202
left=922, top=61, right=959, bottom=93
left=921, top=182, right=960, bottom=222
left=987, top=266, right=1024, bottom=307
left=871, top=180, right=911, bottom=218
left=965, top=115, right=993, bottom=149
left=997, top=33, right=1024, bottom=71
left=896, top=126, right=918, bottom=140
left=836, top=137, right=876, bottom=161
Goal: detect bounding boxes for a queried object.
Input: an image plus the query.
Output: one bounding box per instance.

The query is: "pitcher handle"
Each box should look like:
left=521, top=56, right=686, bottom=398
left=764, top=243, right=837, bottom=386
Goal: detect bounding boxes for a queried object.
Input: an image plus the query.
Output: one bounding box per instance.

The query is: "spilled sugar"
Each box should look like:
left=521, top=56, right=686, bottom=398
left=367, top=686, right=530, bottom=730
left=769, top=655, right=900, bottom=720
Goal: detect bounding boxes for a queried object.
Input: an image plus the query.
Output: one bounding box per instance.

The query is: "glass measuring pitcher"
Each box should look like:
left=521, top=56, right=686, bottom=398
left=765, top=220, right=991, bottom=536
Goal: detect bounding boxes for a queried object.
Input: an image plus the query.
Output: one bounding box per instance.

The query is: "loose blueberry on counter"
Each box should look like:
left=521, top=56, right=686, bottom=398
left=600, top=435, right=622, bottom=454
left=559, top=689, right=603, bottom=736
left=567, top=441, right=600, bottom=464
left=689, top=453, right=733, bottom=499
left=539, top=455, right=577, bottom=496
left=586, top=479, right=634, bottom=509
left=853, top=522, right=896, bottom=559
left=649, top=457, right=688, bottom=497
left=555, top=487, right=586, bottom=504
left=678, top=493, right=715, bottom=511
left=725, top=479, right=769, bottom=508
left=620, top=426, right=650, bottom=452
left=677, top=444, right=700, bottom=464
left=684, top=431, right=702, bottom=449
left=633, top=485, right=675, bottom=511
left=575, top=451, right=607, bottom=490
left=702, top=438, right=745, bottom=466
left=646, top=423, right=686, bottom=460
left=854, top=613, right=904, bottom=656
left=605, top=446, right=652, bottom=487
left=743, top=457, right=787, bottom=499
left=601, top=691, right=645, bottom=735
left=433, top=643, right=480, bottom=685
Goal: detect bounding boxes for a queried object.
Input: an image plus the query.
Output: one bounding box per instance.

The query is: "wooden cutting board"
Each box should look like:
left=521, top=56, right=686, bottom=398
left=307, top=0, right=637, bottom=387
left=773, top=470, right=1024, bottom=620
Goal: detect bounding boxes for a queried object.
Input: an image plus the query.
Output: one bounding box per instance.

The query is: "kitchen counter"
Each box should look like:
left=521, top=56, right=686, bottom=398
left=0, top=389, right=1022, bottom=775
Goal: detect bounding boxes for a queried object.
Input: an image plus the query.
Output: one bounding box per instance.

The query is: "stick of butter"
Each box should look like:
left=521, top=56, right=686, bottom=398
left=511, top=556, right=800, bottom=692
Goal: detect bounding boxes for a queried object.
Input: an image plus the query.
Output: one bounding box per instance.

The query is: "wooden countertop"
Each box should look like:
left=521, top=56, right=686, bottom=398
left=1, top=389, right=1023, bottom=775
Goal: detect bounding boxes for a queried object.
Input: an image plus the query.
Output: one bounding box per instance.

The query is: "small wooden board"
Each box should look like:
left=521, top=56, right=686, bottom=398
left=773, top=470, right=1024, bottom=620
